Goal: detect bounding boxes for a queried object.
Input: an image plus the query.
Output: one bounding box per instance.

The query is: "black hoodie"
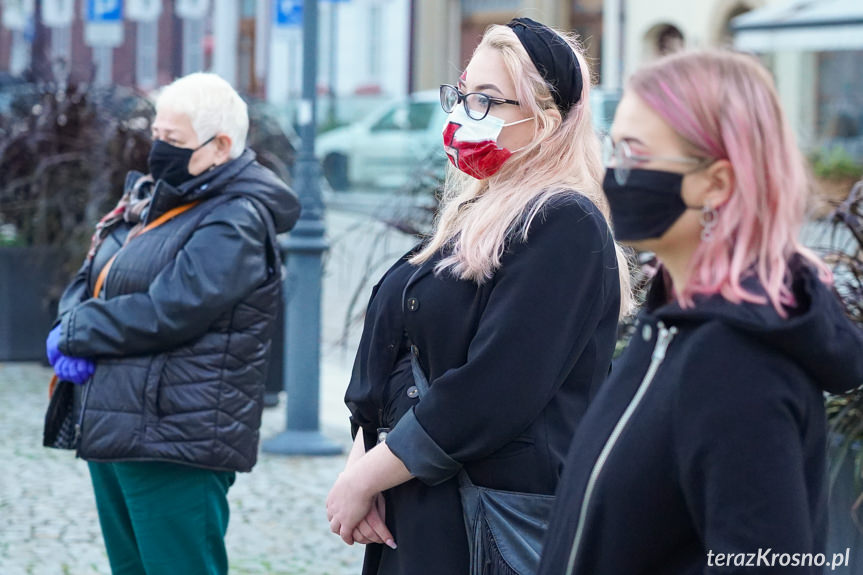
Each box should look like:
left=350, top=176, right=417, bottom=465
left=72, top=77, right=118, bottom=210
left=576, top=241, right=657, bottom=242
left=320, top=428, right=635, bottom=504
left=539, top=258, right=863, bottom=575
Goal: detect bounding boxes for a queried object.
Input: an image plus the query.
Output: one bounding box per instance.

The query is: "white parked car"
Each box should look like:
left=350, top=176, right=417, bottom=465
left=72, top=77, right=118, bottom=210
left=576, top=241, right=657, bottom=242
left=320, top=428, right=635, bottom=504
left=316, top=90, right=447, bottom=190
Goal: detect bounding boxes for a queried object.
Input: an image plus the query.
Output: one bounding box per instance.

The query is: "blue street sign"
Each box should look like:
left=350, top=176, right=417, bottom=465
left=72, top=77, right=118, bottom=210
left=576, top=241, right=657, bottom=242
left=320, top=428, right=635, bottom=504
left=275, top=0, right=302, bottom=27
left=87, top=0, right=123, bottom=23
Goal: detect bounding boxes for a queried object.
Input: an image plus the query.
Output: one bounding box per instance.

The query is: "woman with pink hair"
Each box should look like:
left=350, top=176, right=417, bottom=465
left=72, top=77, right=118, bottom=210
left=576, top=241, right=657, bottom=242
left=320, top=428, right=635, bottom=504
left=538, top=50, right=863, bottom=575
left=326, top=18, right=630, bottom=575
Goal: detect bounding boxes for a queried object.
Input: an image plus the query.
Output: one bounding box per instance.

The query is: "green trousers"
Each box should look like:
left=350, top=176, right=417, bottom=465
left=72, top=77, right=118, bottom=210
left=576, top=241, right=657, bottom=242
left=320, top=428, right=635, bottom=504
left=87, top=461, right=236, bottom=575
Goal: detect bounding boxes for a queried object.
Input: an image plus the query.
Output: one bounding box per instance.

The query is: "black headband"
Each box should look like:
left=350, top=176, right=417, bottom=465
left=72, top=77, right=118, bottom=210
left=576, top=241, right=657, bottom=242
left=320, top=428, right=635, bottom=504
left=507, top=17, right=583, bottom=118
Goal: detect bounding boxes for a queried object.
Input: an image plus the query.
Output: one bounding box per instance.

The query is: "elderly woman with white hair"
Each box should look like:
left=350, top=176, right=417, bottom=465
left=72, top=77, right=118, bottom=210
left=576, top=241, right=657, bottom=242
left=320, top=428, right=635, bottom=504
left=43, top=72, right=300, bottom=575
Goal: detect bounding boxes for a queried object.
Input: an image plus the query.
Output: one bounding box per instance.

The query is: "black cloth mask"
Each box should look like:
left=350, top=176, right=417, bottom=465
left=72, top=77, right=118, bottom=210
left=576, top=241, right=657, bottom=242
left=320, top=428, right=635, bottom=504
left=603, top=168, right=701, bottom=242
left=148, top=136, right=215, bottom=187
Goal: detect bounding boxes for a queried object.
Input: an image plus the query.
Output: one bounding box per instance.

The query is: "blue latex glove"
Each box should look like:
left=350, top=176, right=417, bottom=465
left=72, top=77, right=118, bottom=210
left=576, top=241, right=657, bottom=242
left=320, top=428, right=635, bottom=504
left=54, top=355, right=95, bottom=385
left=46, top=325, right=62, bottom=367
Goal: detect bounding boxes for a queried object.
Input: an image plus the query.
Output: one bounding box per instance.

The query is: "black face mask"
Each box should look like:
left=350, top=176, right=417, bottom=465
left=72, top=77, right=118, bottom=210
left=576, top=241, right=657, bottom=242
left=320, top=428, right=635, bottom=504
left=148, top=136, right=215, bottom=188
left=603, top=168, right=701, bottom=242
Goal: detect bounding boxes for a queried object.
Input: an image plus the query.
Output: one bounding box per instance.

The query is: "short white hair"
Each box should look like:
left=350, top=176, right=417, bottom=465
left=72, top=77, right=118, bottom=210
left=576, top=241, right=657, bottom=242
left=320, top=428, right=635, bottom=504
left=156, top=72, right=249, bottom=159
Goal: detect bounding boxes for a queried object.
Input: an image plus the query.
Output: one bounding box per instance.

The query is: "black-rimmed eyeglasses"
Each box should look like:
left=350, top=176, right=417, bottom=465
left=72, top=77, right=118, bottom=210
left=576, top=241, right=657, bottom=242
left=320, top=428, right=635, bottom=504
left=439, top=84, right=520, bottom=121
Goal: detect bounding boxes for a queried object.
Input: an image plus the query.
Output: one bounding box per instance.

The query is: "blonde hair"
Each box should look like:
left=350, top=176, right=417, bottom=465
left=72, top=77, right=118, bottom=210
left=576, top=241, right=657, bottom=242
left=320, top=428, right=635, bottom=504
left=411, top=25, right=633, bottom=318
left=156, top=72, right=249, bottom=159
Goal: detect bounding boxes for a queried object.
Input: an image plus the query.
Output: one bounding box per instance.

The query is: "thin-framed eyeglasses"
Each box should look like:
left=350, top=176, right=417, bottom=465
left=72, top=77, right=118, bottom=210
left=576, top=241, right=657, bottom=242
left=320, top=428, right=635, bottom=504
left=439, top=84, right=520, bottom=121
left=602, top=133, right=711, bottom=185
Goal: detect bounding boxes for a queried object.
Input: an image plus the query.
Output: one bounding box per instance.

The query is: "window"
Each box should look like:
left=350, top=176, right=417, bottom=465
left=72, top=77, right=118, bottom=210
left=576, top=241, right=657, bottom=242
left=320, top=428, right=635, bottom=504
left=50, top=26, right=72, bottom=66
left=10, top=31, right=30, bottom=76
left=368, top=4, right=381, bottom=80
left=817, top=50, right=863, bottom=160
left=371, top=106, right=404, bottom=131
left=94, top=46, right=113, bottom=86
left=371, top=102, right=436, bottom=132
left=136, top=20, right=158, bottom=90
left=407, top=102, right=436, bottom=130
left=182, top=17, right=205, bottom=75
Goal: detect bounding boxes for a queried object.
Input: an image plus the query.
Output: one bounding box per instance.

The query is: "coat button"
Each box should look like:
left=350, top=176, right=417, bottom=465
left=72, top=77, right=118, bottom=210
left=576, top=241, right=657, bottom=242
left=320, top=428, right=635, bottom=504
left=407, top=386, right=419, bottom=398
left=642, top=324, right=653, bottom=341
left=407, top=297, right=419, bottom=312
left=411, top=345, right=419, bottom=357
left=378, top=431, right=388, bottom=443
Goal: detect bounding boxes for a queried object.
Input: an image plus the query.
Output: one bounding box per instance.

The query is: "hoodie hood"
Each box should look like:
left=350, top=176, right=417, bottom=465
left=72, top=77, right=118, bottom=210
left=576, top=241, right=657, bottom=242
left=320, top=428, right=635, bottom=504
left=647, top=257, right=863, bottom=395
left=141, top=149, right=301, bottom=234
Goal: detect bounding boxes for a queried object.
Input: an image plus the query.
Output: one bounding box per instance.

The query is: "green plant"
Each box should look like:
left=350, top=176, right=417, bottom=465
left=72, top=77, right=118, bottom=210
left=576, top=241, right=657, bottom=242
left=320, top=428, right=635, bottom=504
left=0, top=71, right=298, bottom=304
left=0, top=72, right=154, bottom=304
left=245, top=98, right=297, bottom=183
left=613, top=251, right=658, bottom=358
left=824, top=179, right=863, bottom=531
left=811, top=147, right=863, bottom=181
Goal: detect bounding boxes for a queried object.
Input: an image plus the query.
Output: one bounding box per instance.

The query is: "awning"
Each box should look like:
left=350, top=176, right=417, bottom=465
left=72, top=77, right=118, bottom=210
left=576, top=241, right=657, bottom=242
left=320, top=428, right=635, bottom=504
left=732, top=0, right=863, bottom=52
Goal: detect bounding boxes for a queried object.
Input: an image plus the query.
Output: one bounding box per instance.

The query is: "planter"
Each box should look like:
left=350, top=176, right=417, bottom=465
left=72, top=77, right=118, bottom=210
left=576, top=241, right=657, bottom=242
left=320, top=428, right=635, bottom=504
left=0, top=246, right=65, bottom=361
left=827, top=440, right=863, bottom=574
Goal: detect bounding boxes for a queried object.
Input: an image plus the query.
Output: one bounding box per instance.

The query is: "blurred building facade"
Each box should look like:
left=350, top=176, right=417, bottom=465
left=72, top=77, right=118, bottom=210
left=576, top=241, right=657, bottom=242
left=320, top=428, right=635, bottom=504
left=605, top=0, right=863, bottom=158
left=4, top=0, right=856, bottom=156
left=412, top=0, right=605, bottom=92
left=0, top=1, right=610, bottom=126
left=0, top=0, right=415, bottom=122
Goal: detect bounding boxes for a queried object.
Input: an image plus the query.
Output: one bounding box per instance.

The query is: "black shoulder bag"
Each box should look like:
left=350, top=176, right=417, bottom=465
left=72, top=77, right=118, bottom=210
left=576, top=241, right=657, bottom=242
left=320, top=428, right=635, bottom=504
left=407, top=351, right=555, bottom=575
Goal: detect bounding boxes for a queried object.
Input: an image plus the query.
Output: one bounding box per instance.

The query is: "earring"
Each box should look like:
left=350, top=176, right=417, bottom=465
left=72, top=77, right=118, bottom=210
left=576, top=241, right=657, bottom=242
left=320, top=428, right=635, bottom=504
left=700, top=203, right=718, bottom=242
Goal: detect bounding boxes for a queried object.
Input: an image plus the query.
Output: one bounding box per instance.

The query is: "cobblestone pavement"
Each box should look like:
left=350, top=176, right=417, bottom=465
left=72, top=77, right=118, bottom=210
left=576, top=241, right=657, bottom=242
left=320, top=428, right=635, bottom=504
left=0, top=362, right=366, bottom=575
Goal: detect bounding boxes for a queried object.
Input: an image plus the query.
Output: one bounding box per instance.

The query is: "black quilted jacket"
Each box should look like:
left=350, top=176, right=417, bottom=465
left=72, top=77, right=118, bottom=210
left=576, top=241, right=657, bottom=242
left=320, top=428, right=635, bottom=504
left=55, top=149, right=300, bottom=472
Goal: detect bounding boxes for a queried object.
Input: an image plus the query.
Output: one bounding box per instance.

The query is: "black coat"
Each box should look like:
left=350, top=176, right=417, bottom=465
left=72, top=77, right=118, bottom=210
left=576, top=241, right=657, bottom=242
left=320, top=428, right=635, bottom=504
left=538, top=260, right=863, bottom=575
left=55, top=150, right=300, bottom=472
left=346, top=196, right=622, bottom=574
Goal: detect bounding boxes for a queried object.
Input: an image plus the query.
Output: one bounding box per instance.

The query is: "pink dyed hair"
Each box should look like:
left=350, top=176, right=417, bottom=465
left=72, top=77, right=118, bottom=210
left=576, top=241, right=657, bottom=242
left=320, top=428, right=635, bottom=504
left=629, top=50, right=831, bottom=315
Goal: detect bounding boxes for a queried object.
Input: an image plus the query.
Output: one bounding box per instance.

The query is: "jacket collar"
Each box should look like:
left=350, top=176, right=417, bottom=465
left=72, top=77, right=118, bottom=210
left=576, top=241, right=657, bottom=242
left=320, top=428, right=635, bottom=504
left=143, top=149, right=258, bottom=223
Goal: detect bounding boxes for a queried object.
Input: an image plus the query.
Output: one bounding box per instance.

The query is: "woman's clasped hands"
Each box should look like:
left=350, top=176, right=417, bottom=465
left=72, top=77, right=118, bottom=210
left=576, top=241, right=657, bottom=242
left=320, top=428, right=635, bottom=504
left=326, top=466, right=397, bottom=549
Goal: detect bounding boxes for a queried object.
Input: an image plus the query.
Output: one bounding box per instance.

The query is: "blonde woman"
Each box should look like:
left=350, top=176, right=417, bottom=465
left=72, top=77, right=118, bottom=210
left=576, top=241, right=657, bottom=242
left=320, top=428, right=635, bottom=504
left=326, top=18, right=631, bottom=575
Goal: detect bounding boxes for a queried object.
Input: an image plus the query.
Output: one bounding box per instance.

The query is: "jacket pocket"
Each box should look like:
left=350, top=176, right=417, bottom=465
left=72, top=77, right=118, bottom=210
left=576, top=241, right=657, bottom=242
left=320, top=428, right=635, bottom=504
left=142, top=353, right=168, bottom=428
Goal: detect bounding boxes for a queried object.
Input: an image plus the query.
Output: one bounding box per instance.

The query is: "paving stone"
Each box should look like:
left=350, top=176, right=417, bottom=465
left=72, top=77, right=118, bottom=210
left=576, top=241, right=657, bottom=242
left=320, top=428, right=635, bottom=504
left=0, top=363, right=364, bottom=575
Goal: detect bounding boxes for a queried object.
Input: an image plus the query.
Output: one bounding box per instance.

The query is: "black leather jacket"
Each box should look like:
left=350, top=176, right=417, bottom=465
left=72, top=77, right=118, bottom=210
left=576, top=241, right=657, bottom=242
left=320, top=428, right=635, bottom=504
left=56, top=150, right=300, bottom=472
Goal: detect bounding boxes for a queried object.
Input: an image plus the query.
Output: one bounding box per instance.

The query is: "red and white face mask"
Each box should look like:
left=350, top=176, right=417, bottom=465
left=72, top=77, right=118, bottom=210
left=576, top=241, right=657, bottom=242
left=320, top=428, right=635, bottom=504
left=442, top=105, right=533, bottom=180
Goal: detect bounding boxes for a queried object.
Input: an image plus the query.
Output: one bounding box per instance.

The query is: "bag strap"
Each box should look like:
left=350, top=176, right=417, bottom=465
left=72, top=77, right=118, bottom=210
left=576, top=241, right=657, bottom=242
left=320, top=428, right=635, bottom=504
left=93, top=201, right=201, bottom=299
left=409, top=353, right=430, bottom=398
left=52, top=195, right=268, bottom=397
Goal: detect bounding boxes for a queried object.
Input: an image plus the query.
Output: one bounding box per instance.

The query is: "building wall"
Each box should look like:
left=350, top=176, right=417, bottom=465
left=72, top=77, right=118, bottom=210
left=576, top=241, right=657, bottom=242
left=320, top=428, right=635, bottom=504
left=0, top=0, right=411, bottom=108
left=571, top=0, right=603, bottom=80
left=622, top=0, right=768, bottom=79
left=617, top=0, right=822, bottom=145
left=412, top=0, right=462, bottom=92
left=415, top=0, right=585, bottom=94
left=328, top=0, right=411, bottom=98
left=0, top=0, right=193, bottom=89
